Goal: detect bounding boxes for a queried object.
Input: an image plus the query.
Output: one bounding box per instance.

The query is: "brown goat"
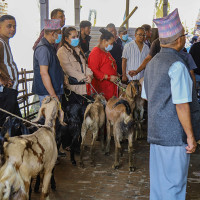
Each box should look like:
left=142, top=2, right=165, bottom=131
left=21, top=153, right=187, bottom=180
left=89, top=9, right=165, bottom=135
left=105, top=81, right=139, bottom=171
left=0, top=97, right=65, bottom=200
left=80, top=95, right=106, bottom=167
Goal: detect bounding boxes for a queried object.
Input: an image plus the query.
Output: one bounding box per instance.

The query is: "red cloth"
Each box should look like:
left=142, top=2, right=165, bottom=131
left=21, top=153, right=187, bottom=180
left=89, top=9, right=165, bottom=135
left=87, top=47, right=118, bottom=100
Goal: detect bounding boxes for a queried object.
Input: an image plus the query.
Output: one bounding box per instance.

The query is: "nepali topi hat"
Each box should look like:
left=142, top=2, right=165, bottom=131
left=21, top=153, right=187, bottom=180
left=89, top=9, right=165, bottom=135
left=44, top=19, right=61, bottom=30
left=153, top=8, right=184, bottom=45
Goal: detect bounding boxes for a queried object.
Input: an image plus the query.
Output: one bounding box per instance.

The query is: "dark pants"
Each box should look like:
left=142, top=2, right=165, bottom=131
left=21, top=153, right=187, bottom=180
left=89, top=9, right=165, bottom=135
left=0, top=87, right=21, bottom=127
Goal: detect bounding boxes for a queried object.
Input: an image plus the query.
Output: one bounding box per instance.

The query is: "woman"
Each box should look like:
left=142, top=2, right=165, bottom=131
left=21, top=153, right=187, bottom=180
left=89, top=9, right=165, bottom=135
left=57, top=26, right=93, bottom=104
left=88, top=28, right=118, bottom=100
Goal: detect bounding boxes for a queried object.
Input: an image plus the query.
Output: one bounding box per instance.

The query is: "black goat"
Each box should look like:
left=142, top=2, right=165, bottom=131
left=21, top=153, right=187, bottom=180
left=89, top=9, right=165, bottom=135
left=61, top=95, right=94, bottom=165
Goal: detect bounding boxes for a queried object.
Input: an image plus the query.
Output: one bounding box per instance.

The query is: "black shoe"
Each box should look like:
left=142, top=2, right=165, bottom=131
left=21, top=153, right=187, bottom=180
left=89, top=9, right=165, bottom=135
left=58, top=151, right=66, bottom=157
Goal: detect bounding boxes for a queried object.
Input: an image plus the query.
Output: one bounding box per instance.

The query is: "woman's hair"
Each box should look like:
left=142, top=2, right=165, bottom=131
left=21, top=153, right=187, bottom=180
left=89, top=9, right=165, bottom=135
left=99, top=28, right=114, bottom=41
left=61, top=26, right=87, bottom=64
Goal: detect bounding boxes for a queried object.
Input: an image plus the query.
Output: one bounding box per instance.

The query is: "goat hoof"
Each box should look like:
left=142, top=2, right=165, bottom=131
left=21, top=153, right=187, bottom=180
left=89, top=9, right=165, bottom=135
left=105, top=152, right=110, bottom=156
left=51, top=185, right=56, bottom=191
left=71, top=160, right=76, bottom=166
left=112, top=164, right=119, bottom=169
left=129, top=166, right=136, bottom=172
left=80, top=162, right=84, bottom=168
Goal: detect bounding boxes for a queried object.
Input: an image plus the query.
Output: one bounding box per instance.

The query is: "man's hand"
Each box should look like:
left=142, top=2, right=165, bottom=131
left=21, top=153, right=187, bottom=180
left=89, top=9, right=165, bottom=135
left=129, top=70, right=138, bottom=77
left=186, top=136, right=197, bottom=154
left=122, top=75, right=128, bottom=83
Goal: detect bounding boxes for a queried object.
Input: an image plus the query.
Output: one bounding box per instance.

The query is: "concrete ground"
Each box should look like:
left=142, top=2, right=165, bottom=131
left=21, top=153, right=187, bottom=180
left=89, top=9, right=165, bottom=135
left=32, top=138, right=200, bottom=200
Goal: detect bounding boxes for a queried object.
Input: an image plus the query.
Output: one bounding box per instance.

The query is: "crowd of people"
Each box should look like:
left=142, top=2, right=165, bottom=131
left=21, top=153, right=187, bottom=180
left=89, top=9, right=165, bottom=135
left=0, top=7, right=200, bottom=200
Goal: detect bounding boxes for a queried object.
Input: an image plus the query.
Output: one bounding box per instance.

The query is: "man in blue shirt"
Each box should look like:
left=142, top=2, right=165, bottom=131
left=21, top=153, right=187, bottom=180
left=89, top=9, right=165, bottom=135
left=32, top=19, right=64, bottom=105
left=142, top=9, right=199, bottom=200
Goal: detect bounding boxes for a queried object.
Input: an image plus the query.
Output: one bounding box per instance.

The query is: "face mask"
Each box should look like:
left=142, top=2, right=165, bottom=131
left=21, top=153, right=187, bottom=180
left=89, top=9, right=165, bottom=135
left=105, top=44, right=113, bottom=52
left=55, top=34, right=62, bottom=44
left=71, top=38, right=79, bottom=47
left=122, top=34, right=129, bottom=41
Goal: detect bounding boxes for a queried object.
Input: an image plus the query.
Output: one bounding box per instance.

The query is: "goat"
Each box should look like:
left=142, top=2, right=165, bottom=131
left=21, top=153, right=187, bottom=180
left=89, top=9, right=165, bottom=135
left=133, top=79, right=146, bottom=140
left=0, top=96, right=65, bottom=200
left=105, top=81, right=139, bottom=171
left=60, top=95, right=94, bottom=166
left=0, top=116, right=56, bottom=196
left=80, top=95, right=106, bottom=167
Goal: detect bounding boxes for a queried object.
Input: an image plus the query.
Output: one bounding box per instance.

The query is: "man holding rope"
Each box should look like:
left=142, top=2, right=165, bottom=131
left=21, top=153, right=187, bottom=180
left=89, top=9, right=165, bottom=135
left=0, top=15, right=21, bottom=127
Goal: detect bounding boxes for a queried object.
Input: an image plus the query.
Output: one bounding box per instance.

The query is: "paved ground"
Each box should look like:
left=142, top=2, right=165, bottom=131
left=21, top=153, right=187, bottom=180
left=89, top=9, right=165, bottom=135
left=32, top=138, right=200, bottom=200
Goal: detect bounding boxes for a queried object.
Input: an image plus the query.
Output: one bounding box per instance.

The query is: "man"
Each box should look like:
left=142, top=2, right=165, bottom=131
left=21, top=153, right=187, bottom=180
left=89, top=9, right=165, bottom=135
left=33, top=8, right=65, bottom=50
left=141, top=24, right=152, bottom=48
left=130, top=37, right=197, bottom=86
left=32, top=19, right=65, bottom=157
left=32, top=19, right=64, bottom=105
left=142, top=9, right=199, bottom=200
left=118, top=26, right=132, bottom=49
left=106, top=23, right=123, bottom=76
left=0, top=15, right=21, bottom=127
left=189, top=39, right=200, bottom=86
left=79, top=20, right=92, bottom=56
left=122, top=27, right=149, bottom=82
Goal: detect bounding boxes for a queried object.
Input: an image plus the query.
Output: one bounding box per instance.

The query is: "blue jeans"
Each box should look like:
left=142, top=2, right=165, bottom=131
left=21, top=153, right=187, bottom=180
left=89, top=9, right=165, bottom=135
left=38, top=95, right=61, bottom=106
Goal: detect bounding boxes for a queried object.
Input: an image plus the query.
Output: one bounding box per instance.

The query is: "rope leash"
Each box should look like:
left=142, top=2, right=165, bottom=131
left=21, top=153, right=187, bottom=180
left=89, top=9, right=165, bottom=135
left=64, top=88, right=94, bottom=103
left=0, top=108, right=50, bottom=129
left=113, top=78, right=127, bottom=92
left=89, top=83, right=99, bottom=94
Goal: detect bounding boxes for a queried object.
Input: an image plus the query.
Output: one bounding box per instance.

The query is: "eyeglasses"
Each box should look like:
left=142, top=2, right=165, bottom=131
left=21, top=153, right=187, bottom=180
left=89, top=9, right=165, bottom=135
left=175, top=33, right=188, bottom=41
left=136, top=34, right=146, bottom=37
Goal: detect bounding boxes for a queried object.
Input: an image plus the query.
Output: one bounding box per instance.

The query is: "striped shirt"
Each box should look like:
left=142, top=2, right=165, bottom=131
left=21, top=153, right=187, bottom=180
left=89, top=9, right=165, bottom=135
left=122, top=40, right=149, bottom=80
left=0, top=36, right=18, bottom=89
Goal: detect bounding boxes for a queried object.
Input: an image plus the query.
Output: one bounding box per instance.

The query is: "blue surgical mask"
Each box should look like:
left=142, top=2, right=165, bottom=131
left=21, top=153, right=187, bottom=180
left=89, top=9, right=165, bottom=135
left=105, top=44, right=113, bottom=52
left=71, top=38, right=79, bottom=47
left=122, top=34, right=129, bottom=41
left=55, top=34, right=62, bottom=44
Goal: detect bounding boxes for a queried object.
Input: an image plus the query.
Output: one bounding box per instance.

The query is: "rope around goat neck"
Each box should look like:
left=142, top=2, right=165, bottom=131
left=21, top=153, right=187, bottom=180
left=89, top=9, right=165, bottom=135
left=0, top=108, right=50, bottom=129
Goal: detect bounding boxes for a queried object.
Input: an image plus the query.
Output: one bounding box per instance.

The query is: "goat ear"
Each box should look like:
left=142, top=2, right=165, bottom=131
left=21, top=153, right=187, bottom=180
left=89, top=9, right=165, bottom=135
left=126, top=82, right=132, bottom=98
left=42, top=96, right=51, bottom=104
left=58, top=109, right=66, bottom=126
left=32, top=108, right=44, bottom=123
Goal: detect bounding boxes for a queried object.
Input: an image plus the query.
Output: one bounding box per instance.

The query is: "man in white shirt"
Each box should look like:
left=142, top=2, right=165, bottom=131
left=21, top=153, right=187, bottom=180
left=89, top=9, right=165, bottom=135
left=122, top=27, right=149, bottom=82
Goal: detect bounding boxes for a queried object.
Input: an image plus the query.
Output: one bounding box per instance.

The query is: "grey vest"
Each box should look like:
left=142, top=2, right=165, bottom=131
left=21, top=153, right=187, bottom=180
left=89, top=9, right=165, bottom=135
left=144, top=47, right=200, bottom=146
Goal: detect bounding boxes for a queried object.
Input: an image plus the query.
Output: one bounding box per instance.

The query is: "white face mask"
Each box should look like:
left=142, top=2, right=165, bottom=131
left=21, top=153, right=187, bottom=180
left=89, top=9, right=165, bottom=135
left=105, top=44, right=113, bottom=51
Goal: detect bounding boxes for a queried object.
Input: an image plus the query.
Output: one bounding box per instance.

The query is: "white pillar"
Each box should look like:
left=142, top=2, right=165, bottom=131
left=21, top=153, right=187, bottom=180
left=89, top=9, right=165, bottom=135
left=74, top=0, right=80, bottom=26
left=40, top=0, right=49, bottom=31
left=163, top=0, right=168, bottom=17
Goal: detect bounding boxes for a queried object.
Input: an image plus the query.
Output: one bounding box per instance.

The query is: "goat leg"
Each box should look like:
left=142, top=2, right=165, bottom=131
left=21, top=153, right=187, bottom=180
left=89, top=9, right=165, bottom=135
left=112, top=146, right=120, bottom=169
left=40, top=170, right=52, bottom=200
left=105, top=121, right=111, bottom=155
left=80, top=123, right=87, bottom=167
left=112, top=133, right=121, bottom=169
left=128, top=132, right=135, bottom=172
left=50, top=168, right=56, bottom=191
left=34, top=175, right=41, bottom=193
left=100, top=125, right=105, bottom=151
left=90, top=130, right=98, bottom=166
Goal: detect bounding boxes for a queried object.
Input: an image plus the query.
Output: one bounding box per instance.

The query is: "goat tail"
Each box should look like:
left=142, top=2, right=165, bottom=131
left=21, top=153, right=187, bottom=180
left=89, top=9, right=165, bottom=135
left=0, top=163, right=25, bottom=199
